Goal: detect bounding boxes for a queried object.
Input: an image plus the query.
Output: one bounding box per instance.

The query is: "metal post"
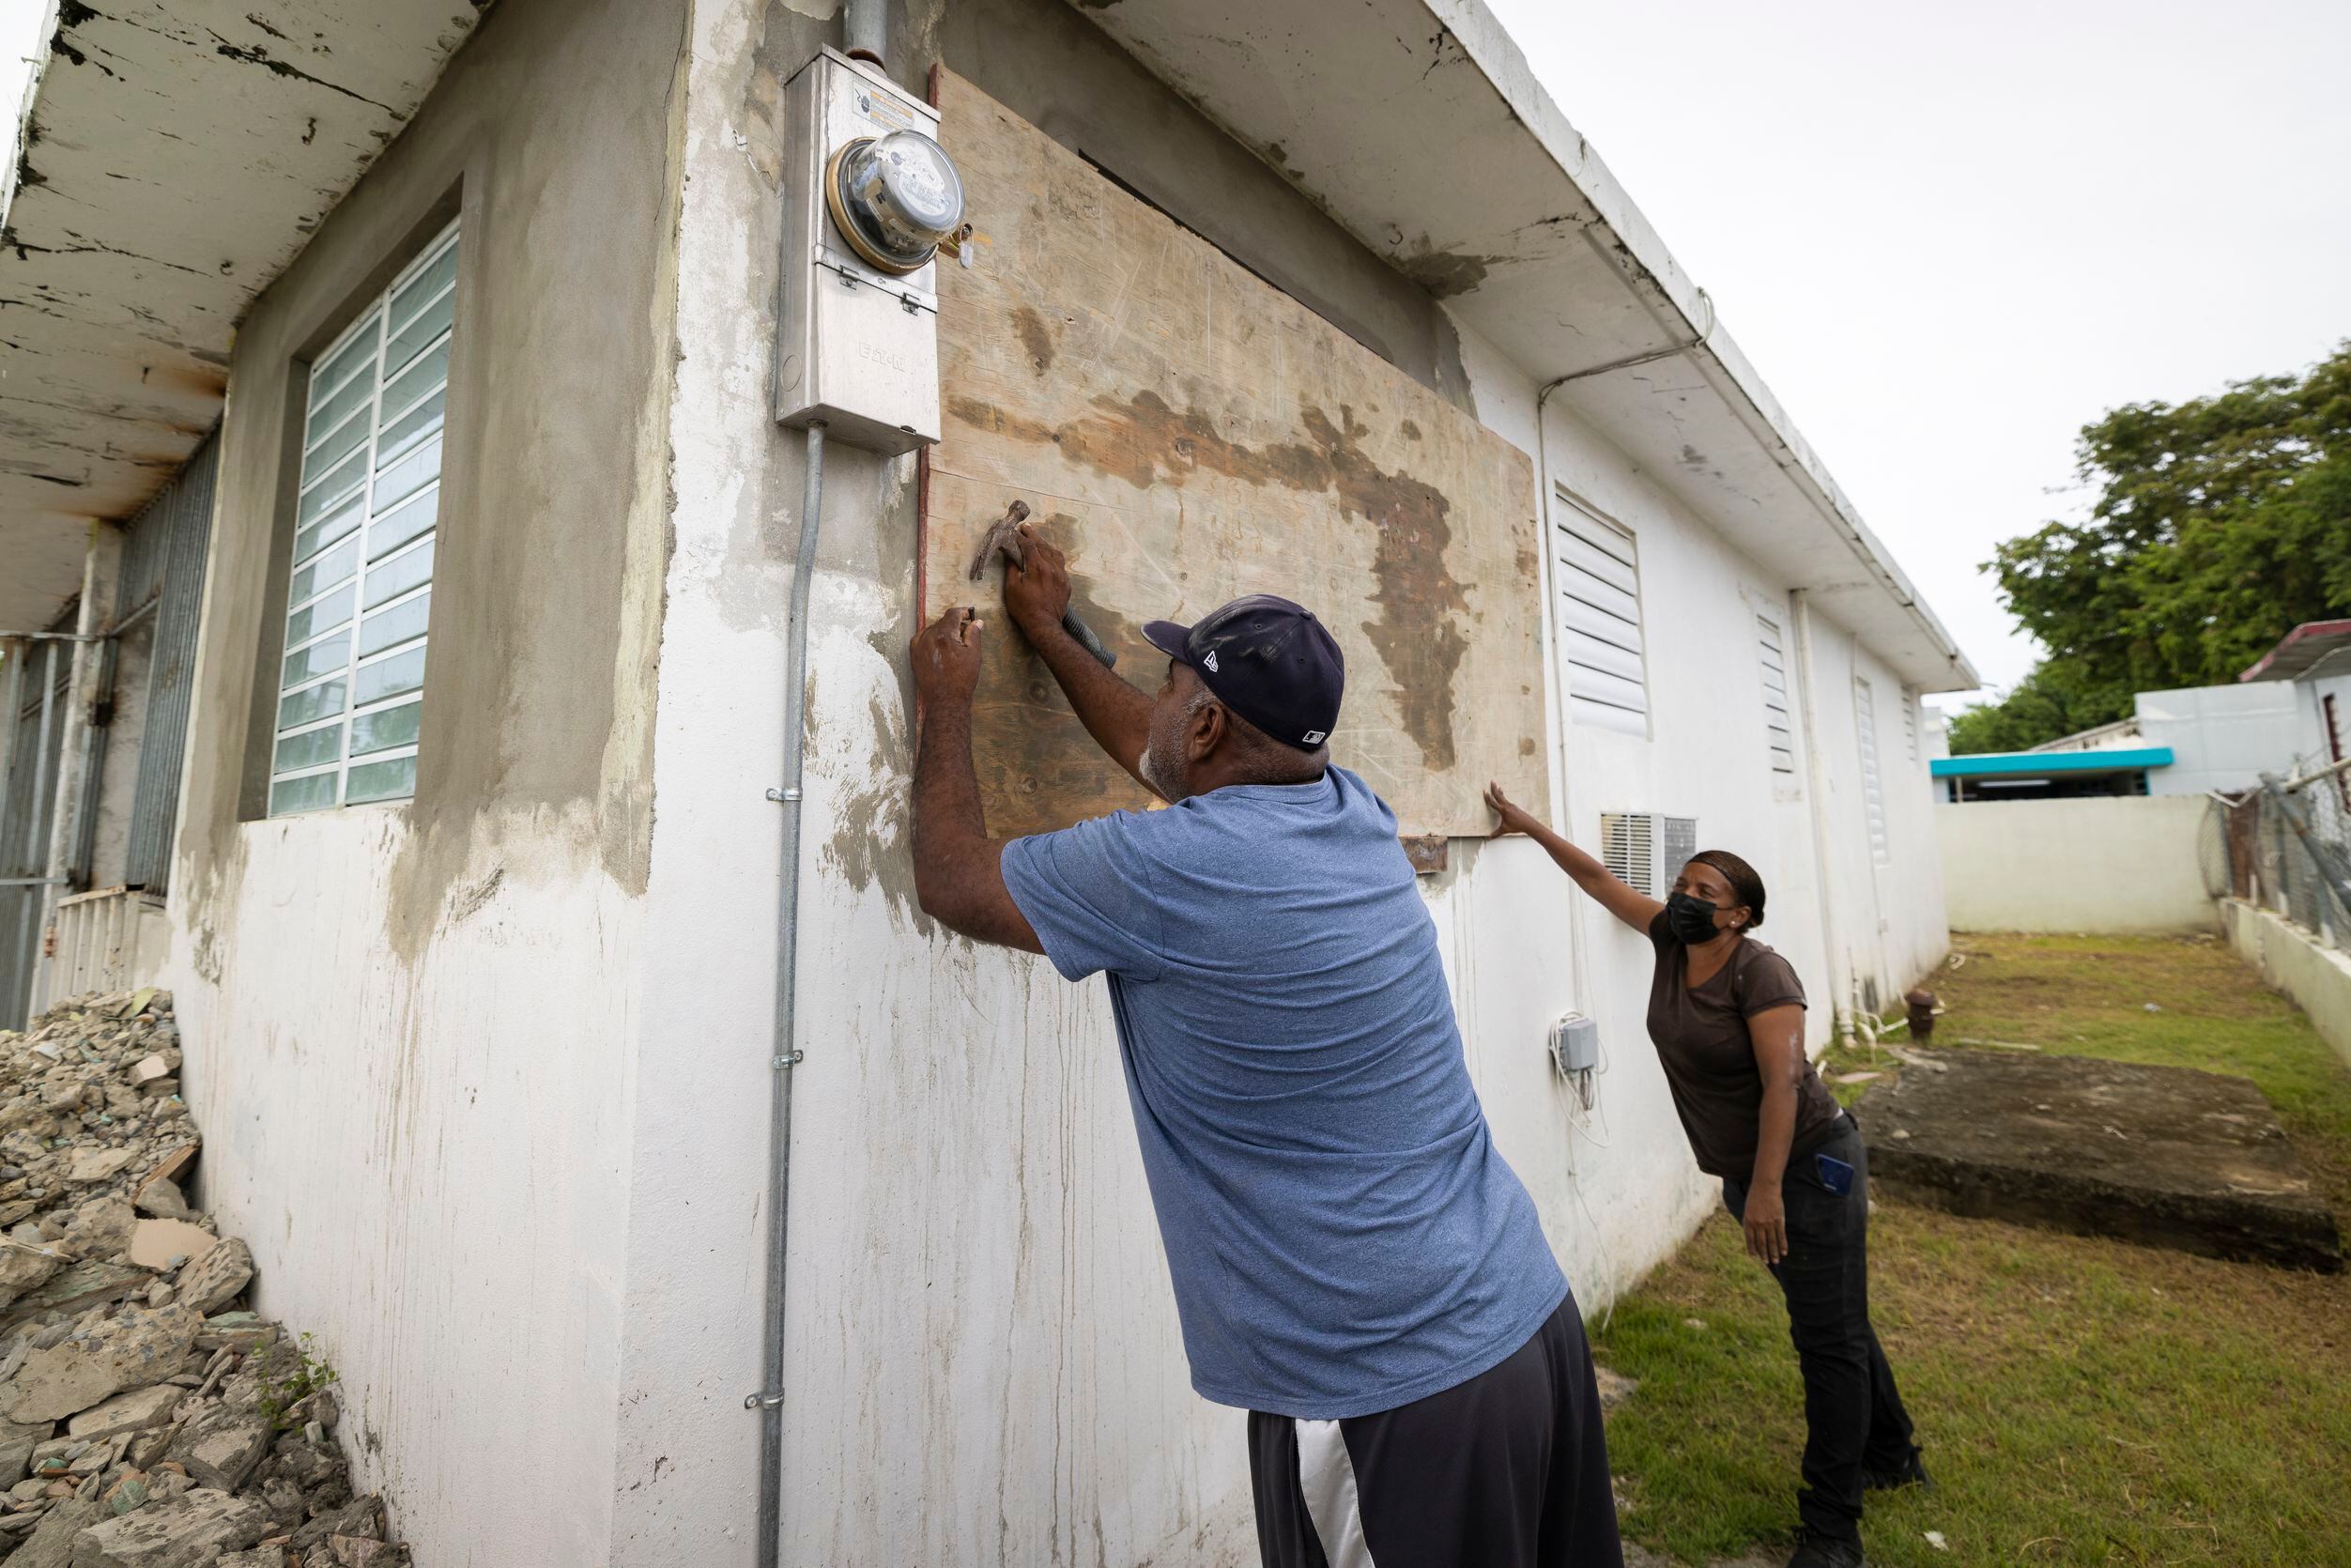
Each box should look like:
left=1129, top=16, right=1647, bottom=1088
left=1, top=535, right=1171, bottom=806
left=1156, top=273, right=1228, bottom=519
left=37, top=528, right=118, bottom=1011
left=0, top=642, right=23, bottom=1025
left=0, top=640, right=22, bottom=824
left=17, top=643, right=58, bottom=1020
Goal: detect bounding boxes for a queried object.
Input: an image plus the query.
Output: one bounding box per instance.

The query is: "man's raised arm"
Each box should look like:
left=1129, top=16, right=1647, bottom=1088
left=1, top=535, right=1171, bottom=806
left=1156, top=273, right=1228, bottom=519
left=1000, top=525, right=1160, bottom=794
left=909, top=607, right=1044, bottom=954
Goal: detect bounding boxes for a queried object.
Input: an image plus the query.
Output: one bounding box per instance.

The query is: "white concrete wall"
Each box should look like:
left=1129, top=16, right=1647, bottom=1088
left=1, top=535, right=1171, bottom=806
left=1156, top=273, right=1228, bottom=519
left=1937, top=795, right=2217, bottom=933
left=2223, top=898, right=2351, bottom=1068
left=609, top=8, right=1264, bottom=1560
left=2135, top=682, right=2305, bottom=795
left=170, top=816, right=643, bottom=1564
left=154, top=1, right=684, bottom=1563
left=127, top=2, right=1965, bottom=1563
left=2291, top=673, right=2351, bottom=773
left=599, top=11, right=1960, bottom=1560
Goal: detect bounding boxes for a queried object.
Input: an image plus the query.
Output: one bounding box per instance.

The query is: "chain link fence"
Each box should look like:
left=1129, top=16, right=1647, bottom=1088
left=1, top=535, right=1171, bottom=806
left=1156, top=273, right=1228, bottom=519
left=2212, top=754, right=2351, bottom=948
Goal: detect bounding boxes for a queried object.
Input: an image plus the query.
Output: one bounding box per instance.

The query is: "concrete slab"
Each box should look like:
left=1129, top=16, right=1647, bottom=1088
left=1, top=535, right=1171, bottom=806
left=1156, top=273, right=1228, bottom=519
left=1856, top=1051, right=2343, bottom=1272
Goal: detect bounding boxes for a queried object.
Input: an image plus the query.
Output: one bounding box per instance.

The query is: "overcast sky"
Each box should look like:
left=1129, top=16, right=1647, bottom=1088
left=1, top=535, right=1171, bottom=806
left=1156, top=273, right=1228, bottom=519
left=1485, top=0, right=2351, bottom=711
left=6, top=1, right=2344, bottom=707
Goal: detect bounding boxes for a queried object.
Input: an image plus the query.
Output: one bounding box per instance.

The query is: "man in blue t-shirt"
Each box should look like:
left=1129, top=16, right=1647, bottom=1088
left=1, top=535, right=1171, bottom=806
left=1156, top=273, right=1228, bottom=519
left=908, top=522, right=1622, bottom=1568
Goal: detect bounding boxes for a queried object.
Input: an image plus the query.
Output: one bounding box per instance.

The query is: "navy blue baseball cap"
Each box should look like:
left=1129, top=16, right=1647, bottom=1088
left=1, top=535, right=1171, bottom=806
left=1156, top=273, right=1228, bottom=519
left=1141, top=595, right=1345, bottom=751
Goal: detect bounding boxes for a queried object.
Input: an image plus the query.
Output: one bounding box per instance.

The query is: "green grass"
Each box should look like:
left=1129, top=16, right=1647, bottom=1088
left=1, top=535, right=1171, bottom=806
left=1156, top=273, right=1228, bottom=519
left=1595, top=933, right=2351, bottom=1567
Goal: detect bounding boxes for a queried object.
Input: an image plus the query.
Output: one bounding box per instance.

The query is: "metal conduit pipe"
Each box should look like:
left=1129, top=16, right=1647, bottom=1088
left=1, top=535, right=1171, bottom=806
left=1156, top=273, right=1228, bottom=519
left=750, top=420, right=825, bottom=1568
left=844, top=0, right=886, bottom=67
left=1530, top=377, right=1593, bottom=1013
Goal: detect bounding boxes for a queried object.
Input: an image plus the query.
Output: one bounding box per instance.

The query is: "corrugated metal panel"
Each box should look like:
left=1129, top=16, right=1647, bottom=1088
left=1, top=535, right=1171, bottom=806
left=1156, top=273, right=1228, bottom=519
left=116, top=482, right=173, bottom=614
left=124, top=434, right=217, bottom=894
left=1, top=638, right=73, bottom=1030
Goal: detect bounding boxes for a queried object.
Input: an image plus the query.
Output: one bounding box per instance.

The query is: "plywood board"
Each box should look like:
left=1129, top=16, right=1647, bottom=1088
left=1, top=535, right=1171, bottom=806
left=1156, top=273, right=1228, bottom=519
left=925, top=70, right=1548, bottom=838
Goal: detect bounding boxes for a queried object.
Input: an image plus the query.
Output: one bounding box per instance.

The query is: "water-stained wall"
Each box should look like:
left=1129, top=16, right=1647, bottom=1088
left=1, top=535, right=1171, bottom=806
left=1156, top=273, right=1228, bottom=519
left=604, top=0, right=1951, bottom=1563
left=148, top=0, right=1950, bottom=1560
left=162, top=0, right=689, bottom=1561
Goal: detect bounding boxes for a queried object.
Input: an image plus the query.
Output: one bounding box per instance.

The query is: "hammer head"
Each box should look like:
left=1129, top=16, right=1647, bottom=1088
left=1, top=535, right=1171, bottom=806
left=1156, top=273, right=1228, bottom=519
left=965, top=499, right=1034, bottom=581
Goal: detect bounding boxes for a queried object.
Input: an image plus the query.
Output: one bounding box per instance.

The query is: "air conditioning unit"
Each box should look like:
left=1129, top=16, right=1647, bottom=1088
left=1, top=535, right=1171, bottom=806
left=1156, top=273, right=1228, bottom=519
left=1599, top=811, right=1697, bottom=898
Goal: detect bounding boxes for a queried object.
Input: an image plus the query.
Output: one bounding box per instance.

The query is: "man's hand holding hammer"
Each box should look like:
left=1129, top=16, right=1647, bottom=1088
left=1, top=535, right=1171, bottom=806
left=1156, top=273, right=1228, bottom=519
left=997, top=521, right=1153, bottom=789
left=908, top=514, right=1155, bottom=953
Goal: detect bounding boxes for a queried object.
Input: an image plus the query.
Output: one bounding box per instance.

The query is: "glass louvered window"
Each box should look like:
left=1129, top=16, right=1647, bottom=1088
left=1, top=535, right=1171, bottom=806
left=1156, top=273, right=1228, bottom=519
left=269, top=222, right=457, bottom=817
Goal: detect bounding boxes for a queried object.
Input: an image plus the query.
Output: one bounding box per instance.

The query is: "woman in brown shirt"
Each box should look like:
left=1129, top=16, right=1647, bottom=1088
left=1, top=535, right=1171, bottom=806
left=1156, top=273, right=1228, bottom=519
left=1488, top=784, right=1924, bottom=1568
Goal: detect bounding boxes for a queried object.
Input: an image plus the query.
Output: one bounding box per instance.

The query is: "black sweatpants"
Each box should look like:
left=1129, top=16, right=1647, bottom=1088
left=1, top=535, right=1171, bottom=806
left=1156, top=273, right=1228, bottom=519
left=1723, top=1114, right=1917, bottom=1546
left=1248, top=1295, right=1623, bottom=1567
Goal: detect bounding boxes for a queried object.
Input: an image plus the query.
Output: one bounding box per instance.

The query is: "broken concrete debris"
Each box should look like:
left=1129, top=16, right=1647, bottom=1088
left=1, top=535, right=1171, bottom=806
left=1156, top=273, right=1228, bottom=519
left=0, top=992, right=411, bottom=1566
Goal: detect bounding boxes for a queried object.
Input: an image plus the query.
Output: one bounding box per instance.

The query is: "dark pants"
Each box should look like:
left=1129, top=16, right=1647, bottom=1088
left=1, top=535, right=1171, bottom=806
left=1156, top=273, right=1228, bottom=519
left=1723, top=1115, right=1917, bottom=1545
left=1249, top=1295, right=1623, bottom=1567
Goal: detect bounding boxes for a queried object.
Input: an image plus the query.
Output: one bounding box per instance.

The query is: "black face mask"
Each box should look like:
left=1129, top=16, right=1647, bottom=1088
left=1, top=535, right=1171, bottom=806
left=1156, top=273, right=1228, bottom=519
left=1666, top=890, right=1730, bottom=945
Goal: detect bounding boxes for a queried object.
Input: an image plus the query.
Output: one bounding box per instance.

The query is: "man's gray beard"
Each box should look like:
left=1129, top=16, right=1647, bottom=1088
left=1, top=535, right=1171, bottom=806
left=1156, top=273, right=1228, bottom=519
left=1137, top=743, right=1186, bottom=803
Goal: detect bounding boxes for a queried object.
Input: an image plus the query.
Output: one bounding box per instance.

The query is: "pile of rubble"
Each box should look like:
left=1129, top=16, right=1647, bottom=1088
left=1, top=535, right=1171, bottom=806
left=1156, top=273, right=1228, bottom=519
left=0, top=991, right=407, bottom=1567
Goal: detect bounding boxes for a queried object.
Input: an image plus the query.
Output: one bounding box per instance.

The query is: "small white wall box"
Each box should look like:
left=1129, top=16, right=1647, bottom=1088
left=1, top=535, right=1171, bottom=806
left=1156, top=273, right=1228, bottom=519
left=774, top=49, right=958, bottom=454
left=1548, top=1013, right=1600, bottom=1075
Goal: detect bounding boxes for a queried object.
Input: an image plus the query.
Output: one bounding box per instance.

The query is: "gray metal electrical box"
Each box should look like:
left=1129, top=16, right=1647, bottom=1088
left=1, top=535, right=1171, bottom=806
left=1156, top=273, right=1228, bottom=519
left=774, top=49, right=944, bottom=454
left=1548, top=1013, right=1600, bottom=1075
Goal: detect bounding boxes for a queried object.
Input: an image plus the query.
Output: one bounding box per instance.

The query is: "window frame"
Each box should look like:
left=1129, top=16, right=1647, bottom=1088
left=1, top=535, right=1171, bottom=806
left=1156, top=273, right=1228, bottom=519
left=266, top=220, right=458, bottom=818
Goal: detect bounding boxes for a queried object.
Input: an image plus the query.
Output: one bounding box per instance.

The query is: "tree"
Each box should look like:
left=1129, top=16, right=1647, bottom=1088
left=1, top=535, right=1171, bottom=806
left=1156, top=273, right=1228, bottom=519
left=1951, top=343, right=2351, bottom=753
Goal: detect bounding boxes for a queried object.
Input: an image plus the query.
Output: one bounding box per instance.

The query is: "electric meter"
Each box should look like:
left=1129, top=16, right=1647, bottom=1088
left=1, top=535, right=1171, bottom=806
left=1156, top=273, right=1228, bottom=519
left=825, top=131, right=966, bottom=275
left=774, top=50, right=960, bottom=453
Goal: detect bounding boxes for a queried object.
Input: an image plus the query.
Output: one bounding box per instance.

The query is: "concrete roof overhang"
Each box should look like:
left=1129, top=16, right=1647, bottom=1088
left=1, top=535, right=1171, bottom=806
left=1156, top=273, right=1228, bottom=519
left=0, top=0, right=487, bottom=631
left=1073, top=0, right=1980, bottom=692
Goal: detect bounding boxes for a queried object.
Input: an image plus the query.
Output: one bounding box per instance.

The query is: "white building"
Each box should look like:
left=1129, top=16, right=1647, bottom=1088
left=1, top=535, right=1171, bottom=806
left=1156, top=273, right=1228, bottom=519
left=1939, top=642, right=2351, bottom=806
left=0, top=1, right=1973, bottom=1562
left=2239, top=620, right=2351, bottom=779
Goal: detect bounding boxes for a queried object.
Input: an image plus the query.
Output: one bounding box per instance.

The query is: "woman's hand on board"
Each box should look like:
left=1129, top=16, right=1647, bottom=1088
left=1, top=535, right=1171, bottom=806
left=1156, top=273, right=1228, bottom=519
left=1743, top=1183, right=1789, bottom=1267
left=1485, top=781, right=1539, bottom=838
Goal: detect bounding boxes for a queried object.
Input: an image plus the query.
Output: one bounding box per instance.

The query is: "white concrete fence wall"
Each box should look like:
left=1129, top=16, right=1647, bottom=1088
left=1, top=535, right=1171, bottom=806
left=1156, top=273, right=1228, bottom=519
left=1936, top=794, right=2217, bottom=933
left=2223, top=899, right=2351, bottom=1068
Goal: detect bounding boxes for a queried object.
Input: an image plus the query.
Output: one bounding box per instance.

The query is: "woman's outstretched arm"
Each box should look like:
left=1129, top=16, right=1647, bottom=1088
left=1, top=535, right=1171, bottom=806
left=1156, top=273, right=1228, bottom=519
left=1485, top=781, right=1665, bottom=935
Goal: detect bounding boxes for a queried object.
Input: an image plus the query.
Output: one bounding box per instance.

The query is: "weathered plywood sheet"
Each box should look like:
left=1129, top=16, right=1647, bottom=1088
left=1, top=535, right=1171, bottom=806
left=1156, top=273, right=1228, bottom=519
left=926, top=71, right=1547, bottom=838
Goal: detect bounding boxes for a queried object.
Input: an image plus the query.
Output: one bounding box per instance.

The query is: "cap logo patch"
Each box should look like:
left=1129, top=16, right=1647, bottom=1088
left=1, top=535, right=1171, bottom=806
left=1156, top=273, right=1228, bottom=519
left=1201, top=650, right=1220, bottom=673
left=1302, top=730, right=1326, bottom=744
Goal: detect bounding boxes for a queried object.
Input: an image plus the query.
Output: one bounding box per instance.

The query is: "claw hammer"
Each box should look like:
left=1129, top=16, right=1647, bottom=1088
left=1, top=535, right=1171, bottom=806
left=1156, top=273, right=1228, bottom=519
left=966, top=500, right=1118, bottom=669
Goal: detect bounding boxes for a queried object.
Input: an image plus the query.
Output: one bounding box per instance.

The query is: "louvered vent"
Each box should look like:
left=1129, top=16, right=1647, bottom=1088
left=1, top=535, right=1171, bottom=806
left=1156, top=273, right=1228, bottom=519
left=1600, top=812, right=1656, bottom=896
left=1555, top=492, right=1649, bottom=735
left=1662, top=816, right=1698, bottom=883
left=1854, top=678, right=1889, bottom=864
left=1757, top=615, right=1796, bottom=774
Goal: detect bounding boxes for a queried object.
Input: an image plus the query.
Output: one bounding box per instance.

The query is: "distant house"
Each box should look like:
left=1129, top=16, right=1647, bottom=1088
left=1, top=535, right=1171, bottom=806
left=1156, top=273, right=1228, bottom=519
left=2238, top=619, right=2351, bottom=784
left=0, top=1, right=1975, bottom=1560
left=1936, top=642, right=2351, bottom=804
